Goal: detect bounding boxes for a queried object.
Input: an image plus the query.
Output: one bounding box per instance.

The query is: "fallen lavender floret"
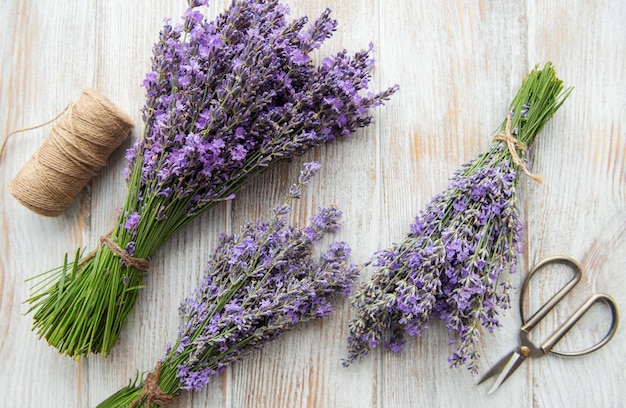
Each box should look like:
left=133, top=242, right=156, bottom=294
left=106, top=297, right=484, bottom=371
left=345, top=63, right=571, bottom=373
left=97, top=162, right=360, bottom=407
left=27, top=0, right=396, bottom=357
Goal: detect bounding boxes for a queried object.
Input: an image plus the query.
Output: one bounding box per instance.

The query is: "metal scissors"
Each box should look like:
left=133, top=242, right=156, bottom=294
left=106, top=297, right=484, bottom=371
left=478, top=256, right=619, bottom=395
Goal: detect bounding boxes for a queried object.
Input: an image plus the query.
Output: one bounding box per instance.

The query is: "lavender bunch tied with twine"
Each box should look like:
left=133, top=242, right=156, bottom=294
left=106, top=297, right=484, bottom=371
left=96, top=162, right=360, bottom=407
left=344, top=63, right=571, bottom=373
left=26, top=0, right=397, bottom=357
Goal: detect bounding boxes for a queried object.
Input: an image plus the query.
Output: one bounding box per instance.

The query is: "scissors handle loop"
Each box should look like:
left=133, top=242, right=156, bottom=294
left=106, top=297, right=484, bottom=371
left=519, top=256, right=582, bottom=331
left=520, top=255, right=619, bottom=357
left=543, top=293, right=619, bottom=356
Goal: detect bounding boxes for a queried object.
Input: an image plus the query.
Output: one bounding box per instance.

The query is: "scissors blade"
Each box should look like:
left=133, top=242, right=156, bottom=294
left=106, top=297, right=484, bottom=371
left=485, top=351, right=527, bottom=395
left=477, top=350, right=516, bottom=386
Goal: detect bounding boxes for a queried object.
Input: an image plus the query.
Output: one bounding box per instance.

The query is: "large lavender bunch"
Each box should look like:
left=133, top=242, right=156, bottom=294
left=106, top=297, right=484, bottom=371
left=27, top=0, right=396, bottom=357
left=345, top=63, right=571, bottom=373
left=97, top=163, right=359, bottom=408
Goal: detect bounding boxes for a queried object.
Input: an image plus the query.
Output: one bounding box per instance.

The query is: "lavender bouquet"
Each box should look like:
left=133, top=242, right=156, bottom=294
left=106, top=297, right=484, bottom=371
left=344, top=63, right=571, bottom=373
left=96, top=163, right=359, bottom=407
left=26, top=0, right=396, bottom=357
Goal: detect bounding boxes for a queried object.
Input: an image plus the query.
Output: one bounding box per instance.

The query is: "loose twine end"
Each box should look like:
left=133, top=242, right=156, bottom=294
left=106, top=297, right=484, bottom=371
left=130, top=362, right=176, bottom=408
left=0, top=103, right=71, bottom=160
left=493, top=115, right=544, bottom=184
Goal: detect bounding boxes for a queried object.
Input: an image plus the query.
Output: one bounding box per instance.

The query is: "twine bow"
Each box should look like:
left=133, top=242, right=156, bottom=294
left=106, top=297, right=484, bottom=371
left=493, top=115, right=544, bottom=184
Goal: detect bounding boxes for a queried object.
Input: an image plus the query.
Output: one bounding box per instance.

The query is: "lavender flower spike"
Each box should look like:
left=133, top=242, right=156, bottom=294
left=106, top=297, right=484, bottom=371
left=27, top=0, right=396, bottom=357
left=345, top=63, right=571, bottom=374
left=97, top=164, right=359, bottom=407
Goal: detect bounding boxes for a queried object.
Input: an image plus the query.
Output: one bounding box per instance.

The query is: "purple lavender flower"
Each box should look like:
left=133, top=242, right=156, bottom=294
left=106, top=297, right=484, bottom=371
left=299, top=161, right=322, bottom=184
left=345, top=64, right=571, bottom=374
left=123, top=212, right=140, bottom=231
left=124, top=241, right=136, bottom=257
left=28, top=0, right=396, bottom=358
left=311, top=206, right=343, bottom=233
left=172, top=205, right=358, bottom=392
left=128, top=0, right=398, bottom=216
left=289, top=161, right=322, bottom=199
left=96, top=164, right=359, bottom=407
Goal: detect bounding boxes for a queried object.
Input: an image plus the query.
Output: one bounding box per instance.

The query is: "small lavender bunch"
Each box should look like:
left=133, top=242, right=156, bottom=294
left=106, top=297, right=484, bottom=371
left=345, top=63, right=571, bottom=373
left=27, top=0, right=396, bottom=357
left=96, top=163, right=359, bottom=408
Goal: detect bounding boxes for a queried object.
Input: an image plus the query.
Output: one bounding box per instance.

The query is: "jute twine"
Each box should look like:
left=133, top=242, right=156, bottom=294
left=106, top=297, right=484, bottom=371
left=6, top=88, right=134, bottom=216
left=493, top=115, right=544, bottom=184
left=130, top=362, right=176, bottom=408
left=78, top=231, right=150, bottom=271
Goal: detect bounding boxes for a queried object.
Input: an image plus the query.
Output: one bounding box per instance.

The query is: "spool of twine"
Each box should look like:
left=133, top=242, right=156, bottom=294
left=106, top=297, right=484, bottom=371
left=7, top=89, right=134, bottom=216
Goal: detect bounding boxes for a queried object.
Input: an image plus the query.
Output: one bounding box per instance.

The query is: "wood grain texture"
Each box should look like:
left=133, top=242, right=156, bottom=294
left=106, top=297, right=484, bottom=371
left=1, top=1, right=624, bottom=407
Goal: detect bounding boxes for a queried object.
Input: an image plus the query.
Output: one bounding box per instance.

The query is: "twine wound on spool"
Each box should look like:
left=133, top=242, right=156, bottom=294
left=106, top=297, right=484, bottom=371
left=7, top=89, right=134, bottom=216
left=493, top=114, right=544, bottom=184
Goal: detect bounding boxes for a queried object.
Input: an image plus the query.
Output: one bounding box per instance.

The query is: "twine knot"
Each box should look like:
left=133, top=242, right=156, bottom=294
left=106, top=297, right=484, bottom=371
left=77, top=231, right=150, bottom=272
left=100, top=232, right=150, bottom=271
left=130, top=362, right=175, bottom=407
left=493, top=115, right=544, bottom=184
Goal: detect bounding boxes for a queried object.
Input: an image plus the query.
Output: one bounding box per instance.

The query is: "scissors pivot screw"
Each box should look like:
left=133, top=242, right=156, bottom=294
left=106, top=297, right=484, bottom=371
left=519, top=346, right=531, bottom=357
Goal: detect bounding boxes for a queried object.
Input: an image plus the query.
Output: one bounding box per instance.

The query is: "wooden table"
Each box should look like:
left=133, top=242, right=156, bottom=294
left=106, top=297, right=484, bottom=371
left=1, top=1, right=624, bottom=407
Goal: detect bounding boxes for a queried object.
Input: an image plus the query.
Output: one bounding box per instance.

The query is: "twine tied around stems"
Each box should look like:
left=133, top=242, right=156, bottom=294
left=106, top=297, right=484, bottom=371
left=78, top=231, right=150, bottom=271
left=493, top=114, right=544, bottom=184
left=130, top=362, right=175, bottom=408
left=4, top=88, right=134, bottom=216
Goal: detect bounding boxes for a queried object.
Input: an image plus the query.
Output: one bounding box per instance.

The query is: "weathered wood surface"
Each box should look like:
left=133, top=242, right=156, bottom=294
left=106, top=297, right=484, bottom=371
left=1, top=1, right=624, bottom=407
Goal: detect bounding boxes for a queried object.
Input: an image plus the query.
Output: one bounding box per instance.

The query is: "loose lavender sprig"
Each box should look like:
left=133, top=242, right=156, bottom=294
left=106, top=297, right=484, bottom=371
left=96, top=163, right=359, bottom=408
left=26, top=0, right=396, bottom=357
left=345, top=63, right=571, bottom=373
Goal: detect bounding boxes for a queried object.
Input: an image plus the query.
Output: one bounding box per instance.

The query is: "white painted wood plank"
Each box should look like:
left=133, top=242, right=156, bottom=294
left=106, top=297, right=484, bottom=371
left=524, top=1, right=626, bottom=407
left=0, top=2, right=99, bottom=407
left=0, top=1, right=624, bottom=407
